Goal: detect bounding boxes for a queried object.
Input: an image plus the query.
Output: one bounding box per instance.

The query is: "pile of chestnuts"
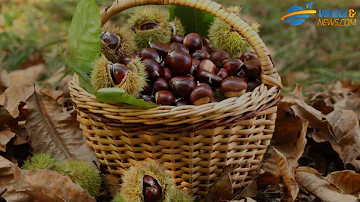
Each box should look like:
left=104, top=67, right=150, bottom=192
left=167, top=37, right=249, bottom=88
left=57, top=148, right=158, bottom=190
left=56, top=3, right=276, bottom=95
left=113, top=32, right=262, bottom=106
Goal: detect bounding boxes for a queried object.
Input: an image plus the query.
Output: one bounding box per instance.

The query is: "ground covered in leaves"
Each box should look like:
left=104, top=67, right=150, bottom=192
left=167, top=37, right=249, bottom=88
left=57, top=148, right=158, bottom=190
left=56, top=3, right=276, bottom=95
left=1, top=0, right=360, bottom=202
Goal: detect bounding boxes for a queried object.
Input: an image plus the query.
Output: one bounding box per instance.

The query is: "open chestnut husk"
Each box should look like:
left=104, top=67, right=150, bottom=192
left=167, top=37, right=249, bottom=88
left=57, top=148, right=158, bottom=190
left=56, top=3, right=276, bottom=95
left=143, top=59, right=164, bottom=80
left=169, top=75, right=196, bottom=98
left=165, top=49, right=192, bottom=75
left=155, top=90, right=176, bottom=105
left=220, top=77, right=248, bottom=98
left=190, top=83, right=214, bottom=105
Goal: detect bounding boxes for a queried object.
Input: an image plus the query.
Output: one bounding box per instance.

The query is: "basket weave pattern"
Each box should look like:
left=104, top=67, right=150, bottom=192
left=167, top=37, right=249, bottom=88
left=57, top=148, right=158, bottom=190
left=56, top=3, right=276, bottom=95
left=69, top=0, right=283, bottom=197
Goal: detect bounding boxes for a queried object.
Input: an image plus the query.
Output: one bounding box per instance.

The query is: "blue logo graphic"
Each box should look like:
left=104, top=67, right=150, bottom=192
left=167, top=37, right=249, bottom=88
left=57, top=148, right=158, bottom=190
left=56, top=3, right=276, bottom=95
left=281, top=2, right=317, bottom=26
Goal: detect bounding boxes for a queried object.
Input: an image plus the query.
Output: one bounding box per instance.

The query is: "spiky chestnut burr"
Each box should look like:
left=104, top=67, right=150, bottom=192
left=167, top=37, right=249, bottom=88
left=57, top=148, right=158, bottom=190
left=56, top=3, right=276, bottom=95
left=57, top=160, right=102, bottom=197
left=127, top=8, right=172, bottom=49
left=90, top=56, right=147, bottom=97
left=208, top=6, right=260, bottom=58
left=170, top=17, right=185, bottom=36
left=101, top=26, right=136, bottom=63
left=166, top=187, right=194, bottom=202
left=22, top=153, right=59, bottom=171
left=117, top=161, right=174, bottom=202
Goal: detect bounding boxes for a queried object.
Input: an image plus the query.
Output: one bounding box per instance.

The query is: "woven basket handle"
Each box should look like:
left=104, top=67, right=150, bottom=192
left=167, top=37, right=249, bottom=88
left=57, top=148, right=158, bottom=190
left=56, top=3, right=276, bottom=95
left=100, top=0, right=283, bottom=88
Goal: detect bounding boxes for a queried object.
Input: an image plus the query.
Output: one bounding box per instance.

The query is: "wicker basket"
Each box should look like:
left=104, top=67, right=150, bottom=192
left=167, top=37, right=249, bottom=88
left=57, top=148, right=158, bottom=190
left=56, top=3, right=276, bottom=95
left=68, top=0, right=283, bottom=197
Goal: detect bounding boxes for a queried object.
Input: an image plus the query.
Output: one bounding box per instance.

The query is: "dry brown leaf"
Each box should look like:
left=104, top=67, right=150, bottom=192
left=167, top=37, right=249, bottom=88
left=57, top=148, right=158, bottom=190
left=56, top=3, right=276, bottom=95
left=230, top=198, right=257, bottom=202
left=326, top=170, right=360, bottom=196
left=0, top=156, right=29, bottom=202
left=25, top=92, right=99, bottom=164
left=334, top=95, right=360, bottom=121
left=0, top=106, right=14, bottom=127
left=0, top=86, right=33, bottom=118
left=273, top=102, right=308, bottom=160
left=326, top=109, right=360, bottom=170
left=260, top=147, right=281, bottom=184
left=204, top=165, right=234, bottom=202
left=282, top=85, right=329, bottom=143
left=0, top=127, right=15, bottom=152
left=273, top=147, right=299, bottom=201
left=295, top=167, right=358, bottom=202
left=0, top=64, right=44, bottom=87
left=103, top=174, right=121, bottom=196
left=13, top=167, right=96, bottom=202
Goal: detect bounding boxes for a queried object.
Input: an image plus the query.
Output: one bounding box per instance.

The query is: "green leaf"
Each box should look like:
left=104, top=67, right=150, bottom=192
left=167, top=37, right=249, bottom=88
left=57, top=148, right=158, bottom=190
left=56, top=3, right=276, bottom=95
left=96, top=88, right=158, bottom=108
left=67, top=0, right=101, bottom=74
left=169, top=5, right=215, bottom=37
left=58, top=45, right=96, bottom=94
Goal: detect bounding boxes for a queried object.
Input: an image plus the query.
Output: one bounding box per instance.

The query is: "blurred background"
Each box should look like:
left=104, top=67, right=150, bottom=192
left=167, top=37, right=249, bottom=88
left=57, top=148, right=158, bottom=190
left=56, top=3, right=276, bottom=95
left=1, top=0, right=359, bottom=94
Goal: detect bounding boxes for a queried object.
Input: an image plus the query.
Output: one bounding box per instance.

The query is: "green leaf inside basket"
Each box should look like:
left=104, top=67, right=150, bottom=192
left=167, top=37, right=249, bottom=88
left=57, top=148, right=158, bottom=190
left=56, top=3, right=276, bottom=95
left=59, top=45, right=96, bottom=94
left=67, top=0, right=101, bottom=74
left=96, top=88, right=158, bottom=108
left=169, top=5, right=215, bottom=37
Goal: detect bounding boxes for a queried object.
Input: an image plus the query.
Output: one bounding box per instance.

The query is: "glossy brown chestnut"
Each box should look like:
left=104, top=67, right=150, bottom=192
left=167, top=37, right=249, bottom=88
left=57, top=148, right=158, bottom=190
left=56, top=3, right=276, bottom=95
left=202, top=37, right=211, bottom=47
left=243, top=61, right=261, bottom=79
left=217, top=68, right=228, bottom=79
left=153, top=78, right=169, bottom=93
left=210, top=50, right=230, bottom=66
left=171, top=34, right=185, bottom=44
left=141, top=95, right=155, bottom=103
left=119, top=55, right=135, bottom=65
left=163, top=68, right=172, bottom=82
left=176, top=98, right=189, bottom=106
left=190, top=59, right=200, bottom=77
left=139, top=48, right=161, bottom=63
left=169, top=75, right=196, bottom=98
left=247, top=80, right=262, bottom=91
left=236, top=69, right=247, bottom=79
left=169, top=42, right=189, bottom=53
left=143, top=59, right=164, bottom=80
left=240, top=51, right=257, bottom=62
left=142, top=175, right=162, bottom=202
left=197, top=59, right=217, bottom=74
left=190, top=83, right=214, bottom=105
left=141, top=82, right=153, bottom=95
left=183, top=33, right=203, bottom=52
left=197, top=70, right=222, bottom=88
left=143, top=186, right=162, bottom=202
left=192, top=50, right=209, bottom=60
left=155, top=90, right=176, bottom=105
left=140, top=23, right=160, bottom=30
left=110, top=63, right=130, bottom=86
left=165, top=50, right=192, bottom=75
left=101, top=32, right=120, bottom=50
left=202, top=46, right=212, bottom=55
left=220, top=77, right=248, bottom=98
left=149, top=42, right=170, bottom=57
left=223, top=59, right=243, bottom=76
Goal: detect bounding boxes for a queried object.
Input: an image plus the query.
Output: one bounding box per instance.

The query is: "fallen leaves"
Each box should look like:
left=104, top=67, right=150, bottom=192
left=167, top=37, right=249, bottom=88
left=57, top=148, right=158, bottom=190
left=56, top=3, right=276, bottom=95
left=0, top=127, right=15, bottom=152
left=326, top=170, right=360, bottom=196
left=14, top=167, right=96, bottom=202
left=0, top=64, right=44, bottom=88
left=295, top=167, right=358, bottom=202
left=25, top=92, right=99, bottom=164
